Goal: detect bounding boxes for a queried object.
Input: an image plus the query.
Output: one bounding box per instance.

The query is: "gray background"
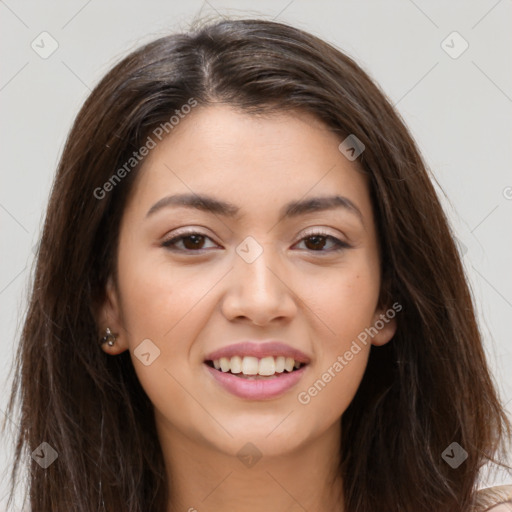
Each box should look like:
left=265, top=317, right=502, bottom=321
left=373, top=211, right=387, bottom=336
left=1, top=0, right=511, bottom=509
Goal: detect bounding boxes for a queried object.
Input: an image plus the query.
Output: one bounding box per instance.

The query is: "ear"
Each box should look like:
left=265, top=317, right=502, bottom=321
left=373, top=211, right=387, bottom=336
left=98, top=275, right=128, bottom=355
left=369, top=302, right=399, bottom=347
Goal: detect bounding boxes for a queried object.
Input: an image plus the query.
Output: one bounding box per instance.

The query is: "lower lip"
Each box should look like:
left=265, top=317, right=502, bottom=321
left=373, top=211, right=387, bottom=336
left=204, top=364, right=307, bottom=400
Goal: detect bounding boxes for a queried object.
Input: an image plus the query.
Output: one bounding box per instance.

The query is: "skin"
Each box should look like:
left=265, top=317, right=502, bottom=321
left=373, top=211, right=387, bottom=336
left=99, top=105, right=397, bottom=512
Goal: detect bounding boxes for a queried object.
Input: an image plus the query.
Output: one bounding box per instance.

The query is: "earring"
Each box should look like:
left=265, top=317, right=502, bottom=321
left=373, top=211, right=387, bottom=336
left=100, top=327, right=117, bottom=347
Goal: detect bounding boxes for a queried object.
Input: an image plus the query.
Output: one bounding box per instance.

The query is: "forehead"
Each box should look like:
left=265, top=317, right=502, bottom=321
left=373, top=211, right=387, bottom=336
left=124, top=105, right=372, bottom=223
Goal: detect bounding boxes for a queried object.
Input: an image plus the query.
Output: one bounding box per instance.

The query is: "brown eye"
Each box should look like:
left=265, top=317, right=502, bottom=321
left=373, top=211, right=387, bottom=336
left=161, top=231, right=350, bottom=254
left=180, top=234, right=207, bottom=250
left=162, top=233, right=217, bottom=252
left=295, top=233, right=350, bottom=253
left=303, top=235, right=328, bottom=251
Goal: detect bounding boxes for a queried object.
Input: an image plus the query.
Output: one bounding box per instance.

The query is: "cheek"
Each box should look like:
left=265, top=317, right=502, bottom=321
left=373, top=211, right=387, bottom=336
left=115, top=247, right=221, bottom=392
left=115, top=249, right=208, bottom=419
left=298, top=271, right=375, bottom=421
left=298, top=256, right=378, bottom=413
left=116, top=244, right=216, bottom=340
left=299, top=347, right=370, bottom=433
left=311, top=258, right=380, bottom=347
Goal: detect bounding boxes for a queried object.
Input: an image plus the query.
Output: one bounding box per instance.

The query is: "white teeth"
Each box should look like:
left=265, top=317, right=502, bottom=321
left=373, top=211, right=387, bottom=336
left=230, top=355, right=242, bottom=374
left=284, top=357, right=295, bottom=372
left=241, top=356, right=259, bottom=375
left=220, top=357, right=230, bottom=373
left=210, top=355, right=304, bottom=376
left=258, top=356, right=275, bottom=376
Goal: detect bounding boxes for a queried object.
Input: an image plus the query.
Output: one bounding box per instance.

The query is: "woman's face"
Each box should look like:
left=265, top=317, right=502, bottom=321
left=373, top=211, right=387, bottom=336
left=100, top=105, right=396, bottom=458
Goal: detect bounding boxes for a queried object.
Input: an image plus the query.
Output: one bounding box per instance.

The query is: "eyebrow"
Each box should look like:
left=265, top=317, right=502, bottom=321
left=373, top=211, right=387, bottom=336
left=146, top=193, right=364, bottom=225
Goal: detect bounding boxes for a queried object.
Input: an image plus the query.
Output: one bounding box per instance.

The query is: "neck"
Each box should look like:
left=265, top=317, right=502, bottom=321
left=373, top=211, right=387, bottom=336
left=158, top=419, right=344, bottom=512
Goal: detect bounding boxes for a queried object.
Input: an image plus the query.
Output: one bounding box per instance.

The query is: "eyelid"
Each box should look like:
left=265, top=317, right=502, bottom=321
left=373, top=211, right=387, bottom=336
left=299, top=226, right=346, bottom=239
left=163, top=226, right=347, bottom=242
left=161, top=227, right=219, bottom=248
left=165, top=226, right=215, bottom=238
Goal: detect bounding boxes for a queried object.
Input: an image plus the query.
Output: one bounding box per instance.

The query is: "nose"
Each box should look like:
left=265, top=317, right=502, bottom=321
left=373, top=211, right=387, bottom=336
left=221, top=243, right=297, bottom=326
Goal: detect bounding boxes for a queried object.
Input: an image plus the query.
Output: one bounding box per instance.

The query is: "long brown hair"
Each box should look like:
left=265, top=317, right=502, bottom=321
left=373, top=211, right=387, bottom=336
left=3, top=17, right=510, bottom=512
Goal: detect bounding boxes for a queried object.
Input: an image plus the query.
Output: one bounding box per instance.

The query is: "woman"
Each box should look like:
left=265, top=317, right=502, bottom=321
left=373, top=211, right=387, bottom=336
left=3, top=17, right=511, bottom=512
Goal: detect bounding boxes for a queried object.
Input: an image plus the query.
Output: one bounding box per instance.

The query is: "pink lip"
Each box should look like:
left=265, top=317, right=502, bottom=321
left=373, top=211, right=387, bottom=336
left=204, top=341, right=311, bottom=364
left=204, top=363, right=308, bottom=400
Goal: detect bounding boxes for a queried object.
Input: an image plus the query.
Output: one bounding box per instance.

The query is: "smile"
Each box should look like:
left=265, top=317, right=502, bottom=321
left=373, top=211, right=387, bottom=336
left=207, top=355, right=305, bottom=377
left=204, top=357, right=308, bottom=400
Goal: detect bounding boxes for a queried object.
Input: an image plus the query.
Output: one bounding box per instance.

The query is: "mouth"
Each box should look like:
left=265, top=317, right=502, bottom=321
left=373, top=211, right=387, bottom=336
left=204, top=355, right=308, bottom=379
left=204, top=357, right=309, bottom=400
left=202, top=342, right=311, bottom=399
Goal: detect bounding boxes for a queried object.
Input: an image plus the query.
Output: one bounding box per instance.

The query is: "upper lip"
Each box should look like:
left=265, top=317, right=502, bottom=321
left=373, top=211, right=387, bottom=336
left=204, top=341, right=311, bottom=364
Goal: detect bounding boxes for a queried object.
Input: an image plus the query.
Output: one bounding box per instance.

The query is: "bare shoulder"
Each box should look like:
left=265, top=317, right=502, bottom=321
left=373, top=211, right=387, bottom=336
left=484, top=504, right=512, bottom=512
left=472, top=485, right=512, bottom=512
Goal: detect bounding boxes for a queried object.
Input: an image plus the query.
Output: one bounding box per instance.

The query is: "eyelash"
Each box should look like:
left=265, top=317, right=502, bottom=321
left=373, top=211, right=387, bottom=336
left=161, top=229, right=351, bottom=254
